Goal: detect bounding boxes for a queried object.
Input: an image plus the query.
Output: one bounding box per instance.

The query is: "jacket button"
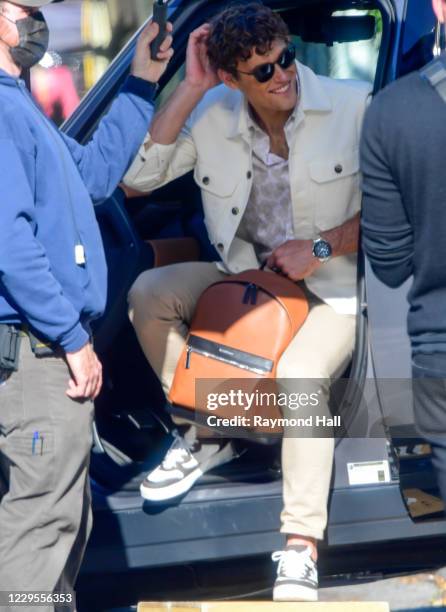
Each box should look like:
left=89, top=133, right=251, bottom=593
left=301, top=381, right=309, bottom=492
left=217, top=243, right=224, bottom=251
left=232, top=207, right=239, bottom=215
left=334, top=164, right=343, bottom=174
left=247, top=171, right=252, bottom=179
left=203, top=176, right=210, bottom=185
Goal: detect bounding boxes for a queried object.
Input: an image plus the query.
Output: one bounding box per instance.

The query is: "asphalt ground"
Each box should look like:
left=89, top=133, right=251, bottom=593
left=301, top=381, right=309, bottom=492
left=320, top=568, right=446, bottom=610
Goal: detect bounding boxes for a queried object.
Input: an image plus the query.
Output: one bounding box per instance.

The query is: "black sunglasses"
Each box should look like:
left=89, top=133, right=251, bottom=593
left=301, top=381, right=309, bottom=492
left=237, top=44, right=296, bottom=83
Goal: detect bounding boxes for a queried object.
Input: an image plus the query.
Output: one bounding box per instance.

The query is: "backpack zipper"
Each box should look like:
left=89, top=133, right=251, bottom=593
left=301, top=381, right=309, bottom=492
left=184, top=335, right=273, bottom=374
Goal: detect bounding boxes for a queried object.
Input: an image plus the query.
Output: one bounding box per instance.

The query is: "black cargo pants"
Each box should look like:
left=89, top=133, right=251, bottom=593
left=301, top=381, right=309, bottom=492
left=0, top=339, right=94, bottom=612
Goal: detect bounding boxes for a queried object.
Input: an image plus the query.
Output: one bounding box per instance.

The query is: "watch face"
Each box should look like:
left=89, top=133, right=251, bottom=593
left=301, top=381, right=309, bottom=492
left=314, top=239, right=332, bottom=260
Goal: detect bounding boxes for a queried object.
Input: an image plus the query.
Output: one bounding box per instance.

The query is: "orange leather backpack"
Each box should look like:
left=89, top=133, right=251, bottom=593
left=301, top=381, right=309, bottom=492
left=168, top=269, right=309, bottom=438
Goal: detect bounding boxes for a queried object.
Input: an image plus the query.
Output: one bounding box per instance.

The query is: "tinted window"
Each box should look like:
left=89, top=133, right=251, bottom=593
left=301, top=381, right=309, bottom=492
left=292, top=9, right=382, bottom=84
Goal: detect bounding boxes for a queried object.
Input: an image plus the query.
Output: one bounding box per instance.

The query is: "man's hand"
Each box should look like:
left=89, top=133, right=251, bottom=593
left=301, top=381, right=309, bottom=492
left=184, top=24, right=220, bottom=93
left=131, top=20, right=174, bottom=83
left=65, top=343, right=103, bottom=401
left=267, top=239, right=321, bottom=281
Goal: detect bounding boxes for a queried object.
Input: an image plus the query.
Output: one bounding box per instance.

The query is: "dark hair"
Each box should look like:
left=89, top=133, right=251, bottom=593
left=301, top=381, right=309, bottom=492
left=207, top=2, right=290, bottom=77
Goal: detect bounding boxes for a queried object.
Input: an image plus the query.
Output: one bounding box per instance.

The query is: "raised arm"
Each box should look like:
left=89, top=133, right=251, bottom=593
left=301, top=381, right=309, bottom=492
left=62, top=21, right=174, bottom=202
left=151, top=24, right=220, bottom=144
left=123, top=24, right=220, bottom=191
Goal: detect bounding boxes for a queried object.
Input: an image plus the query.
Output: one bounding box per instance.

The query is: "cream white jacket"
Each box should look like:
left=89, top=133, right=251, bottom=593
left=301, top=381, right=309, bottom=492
left=124, top=62, right=371, bottom=315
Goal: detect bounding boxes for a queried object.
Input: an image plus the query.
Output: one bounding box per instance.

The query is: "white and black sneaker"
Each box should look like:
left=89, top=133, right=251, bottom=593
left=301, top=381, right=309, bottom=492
left=140, top=431, right=236, bottom=502
left=272, top=545, right=318, bottom=602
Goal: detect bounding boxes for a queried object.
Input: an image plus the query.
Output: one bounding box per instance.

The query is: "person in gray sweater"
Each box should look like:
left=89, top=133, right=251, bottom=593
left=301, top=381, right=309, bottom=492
left=361, top=0, right=446, bottom=505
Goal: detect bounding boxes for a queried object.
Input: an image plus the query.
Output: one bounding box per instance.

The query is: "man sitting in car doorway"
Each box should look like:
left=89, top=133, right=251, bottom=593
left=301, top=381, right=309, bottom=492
left=124, top=2, right=370, bottom=602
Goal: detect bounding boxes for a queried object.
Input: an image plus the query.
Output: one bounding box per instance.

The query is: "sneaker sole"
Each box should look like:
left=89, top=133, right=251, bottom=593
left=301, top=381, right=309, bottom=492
left=273, top=583, right=318, bottom=602
left=140, top=443, right=235, bottom=502
left=140, top=465, right=204, bottom=501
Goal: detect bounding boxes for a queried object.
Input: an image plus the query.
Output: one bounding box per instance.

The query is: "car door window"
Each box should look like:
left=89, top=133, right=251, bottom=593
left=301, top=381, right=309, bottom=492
left=292, top=9, right=382, bottom=84
left=32, top=0, right=154, bottom=125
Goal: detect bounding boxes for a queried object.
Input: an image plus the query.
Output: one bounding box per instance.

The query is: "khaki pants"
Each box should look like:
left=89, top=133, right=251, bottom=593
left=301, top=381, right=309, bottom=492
left=129, top=262, right=355, bottom=539
left=0, top=340, right=94, bottom=612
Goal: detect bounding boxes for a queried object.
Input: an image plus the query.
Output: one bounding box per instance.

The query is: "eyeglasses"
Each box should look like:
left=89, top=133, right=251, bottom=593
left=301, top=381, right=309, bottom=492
left=236, top=44, right=296, bottom=83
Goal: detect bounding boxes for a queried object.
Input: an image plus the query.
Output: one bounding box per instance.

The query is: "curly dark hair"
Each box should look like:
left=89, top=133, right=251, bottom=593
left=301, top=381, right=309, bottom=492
left=207, top=2, right=290, bottom=78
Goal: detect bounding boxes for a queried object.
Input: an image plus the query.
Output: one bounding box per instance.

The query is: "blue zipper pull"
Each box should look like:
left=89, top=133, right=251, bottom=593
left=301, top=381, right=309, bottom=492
left=243, top=283, right=258, bottom=305
left=250, top=284, right=258, bottom=305
left=243, top=284, right=252, bottom=304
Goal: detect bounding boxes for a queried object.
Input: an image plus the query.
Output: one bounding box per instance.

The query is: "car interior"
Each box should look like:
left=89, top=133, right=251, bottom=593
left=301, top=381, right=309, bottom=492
left=81, top=0, right=444, bottom=528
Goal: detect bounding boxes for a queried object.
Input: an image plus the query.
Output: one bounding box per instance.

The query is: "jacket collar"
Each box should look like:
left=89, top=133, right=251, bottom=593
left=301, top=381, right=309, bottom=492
left=226, top=60, right=332, bottom=140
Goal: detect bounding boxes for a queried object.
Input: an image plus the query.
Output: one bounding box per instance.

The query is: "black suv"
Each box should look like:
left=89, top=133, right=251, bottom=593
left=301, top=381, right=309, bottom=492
left=58, top=0, right=446, bottom=605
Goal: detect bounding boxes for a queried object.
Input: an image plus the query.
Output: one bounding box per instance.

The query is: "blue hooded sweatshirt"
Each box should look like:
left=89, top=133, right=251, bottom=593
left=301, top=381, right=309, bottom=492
left=0, top=71, right=155, bottom=352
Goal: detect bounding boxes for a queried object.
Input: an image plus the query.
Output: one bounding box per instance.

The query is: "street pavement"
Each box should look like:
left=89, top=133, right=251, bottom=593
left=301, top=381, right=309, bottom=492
left=319, top=568, right=446, bottom=611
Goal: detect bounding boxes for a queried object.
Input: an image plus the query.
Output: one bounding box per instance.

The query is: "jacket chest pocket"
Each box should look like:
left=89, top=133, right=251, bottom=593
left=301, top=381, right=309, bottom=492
left=308, top=150, right=360, bottom=231
left=194, top=163, right=240, bottom=198
left=194, top=163, right=242, bottom=241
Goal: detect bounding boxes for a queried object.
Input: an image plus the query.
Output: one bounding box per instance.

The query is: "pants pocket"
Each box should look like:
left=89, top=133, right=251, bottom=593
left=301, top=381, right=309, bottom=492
left=5, top=430, right=56, bottom=498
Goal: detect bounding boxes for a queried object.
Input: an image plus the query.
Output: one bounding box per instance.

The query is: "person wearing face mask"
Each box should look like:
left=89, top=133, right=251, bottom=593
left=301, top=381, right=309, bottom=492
left=361, top=1, right=446, bottom=503
left=0, top=1, right=50, bottom=68
left=0, top=0, right=173, bottom=606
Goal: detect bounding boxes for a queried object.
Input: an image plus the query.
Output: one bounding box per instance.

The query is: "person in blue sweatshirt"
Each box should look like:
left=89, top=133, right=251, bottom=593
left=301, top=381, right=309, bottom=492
left=0, top=0, right=173, bottom=603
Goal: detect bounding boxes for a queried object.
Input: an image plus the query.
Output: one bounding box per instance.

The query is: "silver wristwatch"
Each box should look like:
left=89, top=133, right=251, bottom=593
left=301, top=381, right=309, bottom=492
left=312, top=237, right=332, bottom=263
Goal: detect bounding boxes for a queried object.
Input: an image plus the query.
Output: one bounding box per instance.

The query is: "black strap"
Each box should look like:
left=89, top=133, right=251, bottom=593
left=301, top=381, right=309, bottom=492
left=420, top=54, right=446, bottom=103
left=0, top=325, right=21, bottom=371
